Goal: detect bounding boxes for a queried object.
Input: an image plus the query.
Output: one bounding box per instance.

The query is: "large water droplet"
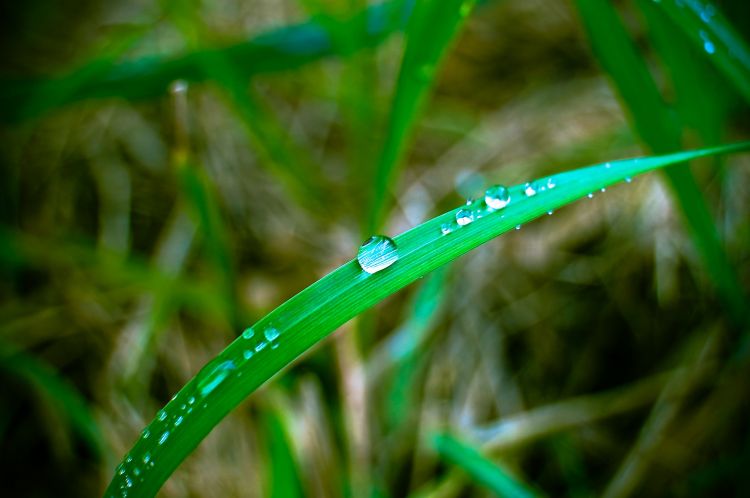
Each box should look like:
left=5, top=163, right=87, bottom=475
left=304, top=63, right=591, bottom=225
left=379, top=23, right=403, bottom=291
left=197, top=360, right=236, bottom=397
left=357, top=235, right=399, bottom=274
left=456, top=208, right=474, bottom=226
left=264, top=327, right=280, bottom=342
left=484, top=185, right=511, bottom=210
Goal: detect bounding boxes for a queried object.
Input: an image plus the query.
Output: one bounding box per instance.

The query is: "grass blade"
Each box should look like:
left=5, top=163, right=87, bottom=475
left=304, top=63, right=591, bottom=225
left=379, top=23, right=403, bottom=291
left=575, top=0, right=748, bottom=326
left=650, top=0, right=750, bottom=104
left=103, top=142, right=750, bottom=498
left=0, top=0, right=413, bottom=123
left=432, top=433, right=541, bottom=498
left=367, top=0, right=476, bottom=233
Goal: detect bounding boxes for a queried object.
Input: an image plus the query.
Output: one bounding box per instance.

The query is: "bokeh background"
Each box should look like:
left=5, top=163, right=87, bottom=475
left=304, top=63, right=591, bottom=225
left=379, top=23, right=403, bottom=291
left=1, top=0, right=750, bottom=496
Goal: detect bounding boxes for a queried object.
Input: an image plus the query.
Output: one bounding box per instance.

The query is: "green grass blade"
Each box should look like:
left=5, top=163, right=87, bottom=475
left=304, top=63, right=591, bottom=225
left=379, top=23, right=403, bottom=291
left=104, top=142, right=750, bottom=498
left=0, top=341, right=104, bottom=457
left=431, top=433, right=541, bottom=498
left=367, top=0, right=476, bottom=233
left=263, top=409, right=304, bottom=498
left=651, top=0, right=750, bottom=104
left=575, top=0, right=748, bottom=326
left=0, top=0, right=413, bottom=123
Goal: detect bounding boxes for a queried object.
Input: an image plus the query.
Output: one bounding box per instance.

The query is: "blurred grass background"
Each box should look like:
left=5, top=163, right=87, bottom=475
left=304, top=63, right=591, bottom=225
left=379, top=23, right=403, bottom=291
left=1, top=0, right=750, bottom=496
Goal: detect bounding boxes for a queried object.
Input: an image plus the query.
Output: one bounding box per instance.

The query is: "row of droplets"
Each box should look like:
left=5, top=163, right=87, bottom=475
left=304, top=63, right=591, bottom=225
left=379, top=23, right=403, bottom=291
left=108, top=324, right=283, bottom=497
left=441, top=178, right=556, bottom=236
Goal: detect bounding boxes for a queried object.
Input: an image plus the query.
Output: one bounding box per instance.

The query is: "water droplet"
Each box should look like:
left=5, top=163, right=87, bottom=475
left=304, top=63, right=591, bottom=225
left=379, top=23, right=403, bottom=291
left=158, top=431, right=170, bottom=445
left=357, top=235, right=399, bottom=274
left=587, top=193, right=594, bottom=198
left=547, top=177, right=556, bottom=189
left=255, top=341, right=268, bottom=353
left=600, top=187, right=606, bottom=193
left=143, top=453, right=151, bottom=465
left=700, top=4, right=715, bottom=22
left=243, top=349, right=253, bottom=360
left=242, top=328, right=254, bottom=340
left=197, top=360, right=236, bottom=397
left=142, top=429, right=150, bottom=439
left=264, top=327, right=280, bottom=342
left=117, top=465, right=125, bottom=476
left=523, top=182, right=537, bottom=197
left=700, top=30, right=715, bottom=54
left=515, top=225, right=521, bottom=230
left=125, top=477, right=133, bottom=488
left=484, top=185, right=511, bottom=210
left=174, top=415, right=183, bottom=427
left=133, top=467, right=140, bottom=477
left=465, top=198, right=473, bottom=206
left=157, top=410, right=167, bottom=422
left=605, top=162, right=611, bottom=169
left=547, top=210, right=554, bottom=215
left=126, top=456, right=133, bottom=464
left=441, top=223, right=453, bottom=235
left=456, top=208, right=474, bottom=226
left=625, top=176, right=632, bottom=183
left=188, top=396, right=195, bottom=405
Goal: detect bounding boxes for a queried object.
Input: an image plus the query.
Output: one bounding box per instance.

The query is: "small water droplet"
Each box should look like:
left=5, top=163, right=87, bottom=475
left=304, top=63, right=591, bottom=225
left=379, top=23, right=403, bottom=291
left=174, top=416, right=183, bottom=427
left=484, top=185, right=511, bottom=210
left=133, top=467, right=141, bottom=477
left=587, top=193, right=594, bottom=199
left=515, top=225, right=522, bottom=230
left=700, top=4, right=715, bottom=22
left=440, top=223, right=453, bottom=235
left=125, top=477, right=133, bottom=488
left=625, top=176, right=632, bottom=183
left=600, top=187, right=606, bottom=193
left=547, top=210, right=554, bottom=215
left=143, top=453, right=151, bottom=465
left=126, top=456, right=133, bottom=464
left=242, top=328, right=254, bottom=340
left=524, top=182, right=537, bottom=197
left=157, top=410, right=167, bottom=421
left=547, top=177, right=556, bottom=189
left=255, top=341, right=268, bottom=353
left=197, top=360, right=236, bottom=397
left=700, top=30, right=715, bottom=54
left=357, top=235, right=399, bottom=274
left=456, top=208, right=474, bottom=226
left=188, top=396, right=195, bottom=405
left=117, top=465, right=125, bottom=476
left=605, top=162, right=611, bottom=168
left=142, top=429, right=150, bottom=439
left=243, top=349, right=253, bottom=360
left=264, top=327, right=280, bottom=342
left=158, top=431, right=170, bottom=445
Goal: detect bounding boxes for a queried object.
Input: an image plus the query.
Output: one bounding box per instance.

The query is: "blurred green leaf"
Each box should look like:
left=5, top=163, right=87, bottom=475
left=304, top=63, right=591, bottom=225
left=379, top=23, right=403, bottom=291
left=104, top=141, right=750, bottom=498
left=0, top=341, right=104, bottom=457
left=0, top=0, right=414, bottom=123
left=368, top=0, right=477, bottom=233
left=575, top=0, right=749, bottom=327
left=432, top=433, right=541, bottom=498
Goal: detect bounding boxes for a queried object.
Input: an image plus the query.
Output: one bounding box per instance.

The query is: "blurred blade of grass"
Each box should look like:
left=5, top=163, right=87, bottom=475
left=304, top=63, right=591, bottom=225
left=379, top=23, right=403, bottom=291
left=0, top=340, right=104, bottom=457
left=0, top=227, right=231, bottom=321
left=431, top=433, right=542, bottom=498
left=367, top=265, right=449, bottom=382
left=103, top=142, right=750, bottom=498
left=636, top=0, right=735, bottom=145
left=165, top=0, right=330, bottom=212
left=0, top=0, right=414, bottom=123
left=263, top=408, right=304, bottom=498
left=176, top=160, right=242, bottom=328
left=367, top=0, right=477, bottom=234
left=575, top=0, right=749, bottom=327
left=650, top=0, right=750, bottom=104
